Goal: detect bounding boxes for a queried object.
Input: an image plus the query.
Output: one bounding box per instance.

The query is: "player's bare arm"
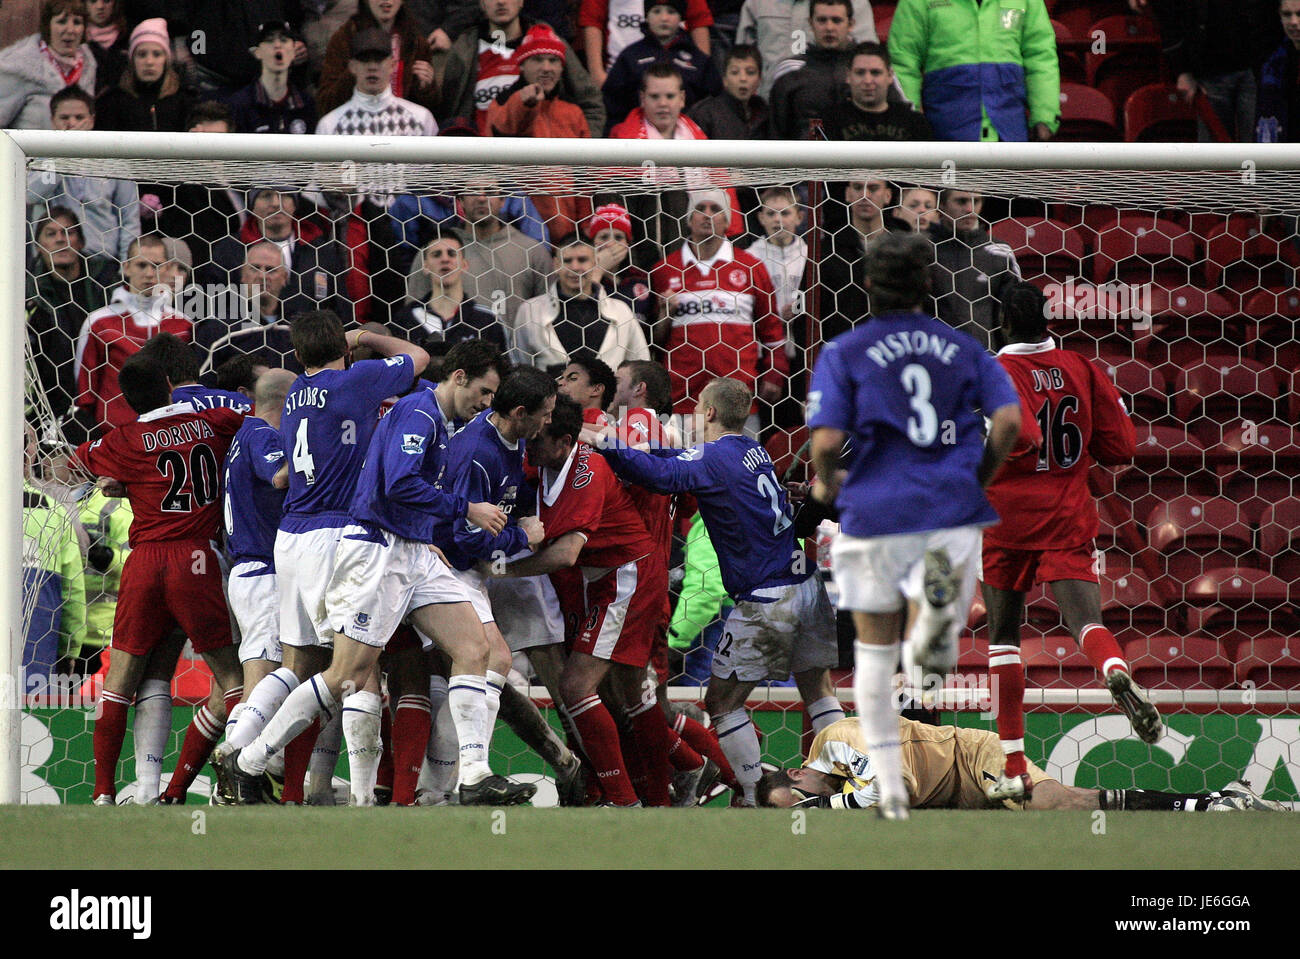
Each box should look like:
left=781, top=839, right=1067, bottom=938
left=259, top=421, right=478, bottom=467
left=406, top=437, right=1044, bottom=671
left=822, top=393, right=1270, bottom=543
left=809, top=426, right=846, bottom=504
left=271, top=463, right=289, bottom=490
left=493, top=531, right=586, bottom=578
left=345, top=327, right=431, bottom=377
left=977, top=403, right=1022, bottom=488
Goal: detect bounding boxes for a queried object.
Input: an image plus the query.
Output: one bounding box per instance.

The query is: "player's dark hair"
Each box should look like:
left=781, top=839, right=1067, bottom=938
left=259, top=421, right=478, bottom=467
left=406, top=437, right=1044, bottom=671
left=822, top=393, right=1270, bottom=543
left=850, top=41, right=891, bottom=70
left=619, top=359, right=672, bottom=415
left=50, top=84, right=94, bottom=117
left=440, top=338, right=510, bottom=385
left=724, top=43, right=762, bottom=74
left=810, top=0, right=853, bottom=20
left=864, top=232, right=932, bottom=312
left=701, top=377, right=751, bottom=432
left=118, top=352, right=172, bottom=415
left=999, top=281, right=1050, bottom=342
left=567, top=352, right=617, bottom=412
left=215, top=352, right=272, bottom=393
left=137, top=332, right=201, bottom=385
left=187, top=100, right=234, bottom=131
left=291, top=310, right=348, bottom=368
left=493, top=366, right=557, bottom=415
left=640, top=61, right=684, bottom=92
left=756, top=769, right=798, bottom=808
left=544, top=394, right=584, bottom=447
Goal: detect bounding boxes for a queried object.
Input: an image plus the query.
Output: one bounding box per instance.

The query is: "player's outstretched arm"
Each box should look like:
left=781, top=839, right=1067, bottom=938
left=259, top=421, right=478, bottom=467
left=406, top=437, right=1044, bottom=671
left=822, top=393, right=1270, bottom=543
left=977, top=403, right=1023, bottom=488
left=347, top=327, right=431, bottom=378
left=492, top=531, right=585, bottom=578
left=597, top=443, right=709, bottom=495
left=809, top=427, right=847, bottom=505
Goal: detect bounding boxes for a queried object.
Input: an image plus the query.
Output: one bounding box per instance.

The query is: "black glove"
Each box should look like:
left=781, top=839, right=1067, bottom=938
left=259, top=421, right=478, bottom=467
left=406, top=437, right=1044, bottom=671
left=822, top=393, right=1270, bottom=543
left=87, top=543, right=114, bottom=573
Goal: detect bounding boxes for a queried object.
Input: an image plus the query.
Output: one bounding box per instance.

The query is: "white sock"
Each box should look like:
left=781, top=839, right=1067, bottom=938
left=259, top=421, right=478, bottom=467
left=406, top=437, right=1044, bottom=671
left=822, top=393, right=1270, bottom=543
left=342, top=691, right=383, bottom=805
left=238, top=675, right=335, bottom=776
left=133, top=679, right=172, bottom=803
left=854, top=641, right=907, bottom=807
left=713, top=709, right=762, bottom=805
left=485, top=669, right=506, bottom=746
left=309, top=712, right=343, bottom=801
left=424, top=676, right=459, bottom=799
left=448, top=673, right=491, bottom=786
left=805, top=695, right=846, bottom=733
left=227, top=667, right=298, bottom=751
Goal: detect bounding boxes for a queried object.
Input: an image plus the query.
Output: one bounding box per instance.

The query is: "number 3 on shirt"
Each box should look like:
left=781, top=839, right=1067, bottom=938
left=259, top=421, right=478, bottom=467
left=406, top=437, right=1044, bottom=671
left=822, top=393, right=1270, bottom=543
left=901, top=364, right=938, bottom=446
left=293, top=418, right=316, bottom=485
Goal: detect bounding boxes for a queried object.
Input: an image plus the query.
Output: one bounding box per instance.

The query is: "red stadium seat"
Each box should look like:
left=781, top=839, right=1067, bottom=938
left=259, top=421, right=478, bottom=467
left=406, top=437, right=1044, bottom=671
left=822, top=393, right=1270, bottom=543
left=1240, top=289, right=1300, bottom=372
left=1095, top=356, right=1167, bottom=423
left=1185, top=567, right=1291, bottom=607
left=764, top=425, right=808, bottom=483
left=1258, top=498, right=1300, bottom=583
left=1233, top=637, right=1300, bottom=689
left=1114, top=426, right=1213, bottom=524
left=1203, top=224, right=1299, bottom=295
left=1205, top=420, right=1300, bottom=520
left=1053, top=21, right=1086, bottom=84
left=1171, top=359, right=1281, bottom=436
left=1100, top=567, right=1174, bottom=641
left=1124, top=84, right=1195, bottom=142
left=1086, top=15, right=1163, bottom=114
left=1019, top=635, right=1097, bottom=688
left=989, top=217, right=1086, bottom=287
left=1143, top=287, right=1241, bottom=376
left=1146, top=496, right=1255, bottom=585
left=1049, top=0, right=1131, bottom=44
left=1092, top=214, right=1197, bottom=286
left=1123, top=635, right=1233, bottom=689
left=1187, top=604, right=1300, bottom=661
left=1056, top=82, right=1119, bottom=141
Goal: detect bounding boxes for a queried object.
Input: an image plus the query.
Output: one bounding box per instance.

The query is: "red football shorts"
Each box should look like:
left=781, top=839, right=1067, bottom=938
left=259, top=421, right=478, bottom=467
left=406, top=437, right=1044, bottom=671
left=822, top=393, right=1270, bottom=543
left=649, top=594, right=671, bottom=685
left=113, top=540, right=233, bottom=657
left=574, top=551, right=668, bottom=668
left=982, top=541, right=1099, bottom=593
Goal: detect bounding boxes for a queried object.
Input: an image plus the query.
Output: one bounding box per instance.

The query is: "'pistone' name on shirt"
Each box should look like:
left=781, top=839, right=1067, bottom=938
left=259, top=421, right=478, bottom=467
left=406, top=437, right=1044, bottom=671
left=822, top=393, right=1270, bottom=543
left=283, top=387, right=330, bottom=415
left=866, top=330, right=960, bottom=369
left=140, top=419, right=215, bottom=452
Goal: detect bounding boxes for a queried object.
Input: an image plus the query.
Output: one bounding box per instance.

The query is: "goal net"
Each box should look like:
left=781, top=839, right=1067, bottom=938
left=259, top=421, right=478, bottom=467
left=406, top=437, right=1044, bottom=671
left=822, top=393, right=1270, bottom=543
left=4, top=133, right=1299, bottom=806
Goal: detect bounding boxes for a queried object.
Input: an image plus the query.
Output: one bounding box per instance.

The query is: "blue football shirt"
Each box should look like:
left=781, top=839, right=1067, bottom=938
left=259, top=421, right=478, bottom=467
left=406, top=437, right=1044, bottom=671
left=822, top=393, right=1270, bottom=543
left=223, top=416, right=286, bottom=566
left=434, top=410, right=530, bottom=570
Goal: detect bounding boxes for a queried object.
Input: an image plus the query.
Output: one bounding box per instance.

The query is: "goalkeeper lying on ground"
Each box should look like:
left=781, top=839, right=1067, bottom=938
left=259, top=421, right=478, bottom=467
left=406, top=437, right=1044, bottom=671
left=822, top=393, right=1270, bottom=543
left=756, top=718, right=1288, bottom=813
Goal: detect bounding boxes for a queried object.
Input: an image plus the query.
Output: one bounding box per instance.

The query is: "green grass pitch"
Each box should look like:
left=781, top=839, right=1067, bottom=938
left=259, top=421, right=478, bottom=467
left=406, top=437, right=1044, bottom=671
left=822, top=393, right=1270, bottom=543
left=3, top=806, right=1297, bottom=870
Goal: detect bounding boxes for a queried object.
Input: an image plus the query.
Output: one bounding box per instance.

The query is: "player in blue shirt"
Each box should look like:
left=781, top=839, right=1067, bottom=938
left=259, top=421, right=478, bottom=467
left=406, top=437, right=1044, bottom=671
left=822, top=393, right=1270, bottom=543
left=224, top=311, right=428, bottom=800
left=211, top=368, right=295, bottom=800
left=582, top=376, right=845, bottom=806
left=807, top=232, right=1022, bottom=820
left=137, top=331, right=254, bottom=413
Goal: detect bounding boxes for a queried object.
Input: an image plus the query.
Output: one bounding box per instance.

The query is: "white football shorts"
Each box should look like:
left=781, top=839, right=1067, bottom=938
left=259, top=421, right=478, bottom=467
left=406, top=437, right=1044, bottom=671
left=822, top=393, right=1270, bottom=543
left=228, top=560, right=281, bottom=663
left=485, top=559, right=564, bottom=652
left=830, top=524, right=983, bottom=614
left=275, top=526, right=344, bottom=649
left=712, top=575, right=839, bottom=683
left=325, top=525, right=477, bottom=649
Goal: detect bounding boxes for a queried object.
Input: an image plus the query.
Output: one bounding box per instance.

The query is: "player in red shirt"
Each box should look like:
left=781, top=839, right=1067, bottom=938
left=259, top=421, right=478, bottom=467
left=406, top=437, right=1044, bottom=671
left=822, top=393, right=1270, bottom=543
left=981, top=283, right=1157, bottom=803
left=489, top=395, right=675, bottom=806
left=73, top=353, right=245, bottom=804
left=650, top=189, right=787, bottom=416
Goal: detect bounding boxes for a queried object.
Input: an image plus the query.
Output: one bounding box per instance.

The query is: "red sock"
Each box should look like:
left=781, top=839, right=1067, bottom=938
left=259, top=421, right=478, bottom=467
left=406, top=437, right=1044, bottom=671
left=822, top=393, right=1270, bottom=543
left=626, top=700, right=673, bottom=807
left=665, top=724, right=704, bottom=771
left=989, top=644, right=1027, bottom=778
left=281, top=719, right=320, bottom=804
left=675, top=713, right=737, bottom=788
left=618, top=722, right=649, bottom=801
left=376, top=705, right=394, bottom=795
left=392, top=695, right=432, bottom=804
left=1079, top=624, right=1127, bottom=679
left=223, top=686, right=243, bottom=715
left=566, top=695, right=639, bottom=805
left=163, top=705, right=223, bottom=801
left=93, top=691, right=132, bottom=800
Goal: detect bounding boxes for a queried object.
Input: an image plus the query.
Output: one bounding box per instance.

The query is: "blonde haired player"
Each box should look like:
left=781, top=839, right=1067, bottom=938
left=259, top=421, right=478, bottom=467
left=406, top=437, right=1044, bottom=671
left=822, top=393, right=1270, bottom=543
left=756, top=717, right=1288, bottom=812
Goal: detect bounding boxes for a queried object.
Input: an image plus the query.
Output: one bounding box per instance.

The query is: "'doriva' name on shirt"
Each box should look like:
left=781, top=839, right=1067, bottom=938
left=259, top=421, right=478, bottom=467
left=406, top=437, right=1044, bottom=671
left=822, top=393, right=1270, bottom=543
left=865, top=329, right=960, bottom=369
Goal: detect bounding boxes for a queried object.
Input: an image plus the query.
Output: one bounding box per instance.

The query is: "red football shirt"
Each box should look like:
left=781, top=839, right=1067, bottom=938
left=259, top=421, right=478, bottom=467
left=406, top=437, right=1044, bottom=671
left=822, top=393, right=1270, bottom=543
left=650, top=239, right=786, bottom=414
left=984, top=341, right=1137, bottom=550
left=538, top=441, right=654, bottom=569
left=75, top=403, right=245, bottom=545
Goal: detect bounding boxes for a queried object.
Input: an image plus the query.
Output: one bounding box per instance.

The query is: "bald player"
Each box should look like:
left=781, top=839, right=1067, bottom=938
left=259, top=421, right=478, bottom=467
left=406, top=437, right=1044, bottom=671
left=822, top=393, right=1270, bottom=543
left=213, top=368, right=296, bottom=788
left=756, top=717, right=1288, bottom=813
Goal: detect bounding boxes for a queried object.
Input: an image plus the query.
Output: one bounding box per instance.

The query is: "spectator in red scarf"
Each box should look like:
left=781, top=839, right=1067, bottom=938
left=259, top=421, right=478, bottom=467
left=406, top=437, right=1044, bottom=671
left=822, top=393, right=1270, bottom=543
left=0, top=0, right=96, bottom=129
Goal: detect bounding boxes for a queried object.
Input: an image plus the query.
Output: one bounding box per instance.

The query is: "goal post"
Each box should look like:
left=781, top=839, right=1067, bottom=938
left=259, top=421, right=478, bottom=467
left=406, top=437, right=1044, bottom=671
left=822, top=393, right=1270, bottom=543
left=5, top=130, right=1300, bottom=806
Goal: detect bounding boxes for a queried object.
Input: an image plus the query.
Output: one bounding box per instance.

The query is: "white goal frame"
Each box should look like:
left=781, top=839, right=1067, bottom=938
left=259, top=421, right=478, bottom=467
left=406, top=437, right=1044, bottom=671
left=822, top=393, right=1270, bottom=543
left=3, top=131, right=1299, bottom=804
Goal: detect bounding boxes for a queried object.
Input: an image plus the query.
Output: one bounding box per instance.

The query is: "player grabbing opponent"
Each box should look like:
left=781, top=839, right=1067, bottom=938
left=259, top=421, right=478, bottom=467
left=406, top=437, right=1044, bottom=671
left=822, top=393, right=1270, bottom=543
left=757, top=717, right=1287, bottom=812
left=73, top=353, right=245, bottom=804
left=584, top=376, right=843, bottom=807
left=808, top=232, right=1022, bottom=819
left=982, top=282, right=1160, bottom=802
